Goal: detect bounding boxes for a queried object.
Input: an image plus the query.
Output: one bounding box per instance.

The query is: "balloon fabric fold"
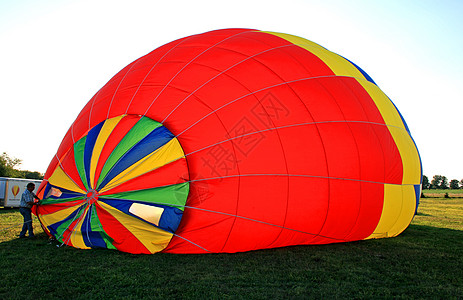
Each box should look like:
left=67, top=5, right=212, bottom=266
left=35, top=29, right=422, bottom=254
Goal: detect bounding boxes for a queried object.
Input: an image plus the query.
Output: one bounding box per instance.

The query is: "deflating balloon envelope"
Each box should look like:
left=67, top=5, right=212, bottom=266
left=35, top=29, right=422, bottom=254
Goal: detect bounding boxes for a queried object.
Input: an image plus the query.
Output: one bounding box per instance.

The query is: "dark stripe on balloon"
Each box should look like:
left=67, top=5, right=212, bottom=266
left=97, top=125, right=174, bottom=190
left=83, top=121, right=104, bottom=189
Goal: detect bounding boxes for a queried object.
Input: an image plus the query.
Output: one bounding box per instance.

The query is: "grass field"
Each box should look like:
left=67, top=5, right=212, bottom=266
left=1, top=196, right=462, bottom=299
left=423, top=189, right=463, bottom=195
left=422, top=189, right=463, bottom=198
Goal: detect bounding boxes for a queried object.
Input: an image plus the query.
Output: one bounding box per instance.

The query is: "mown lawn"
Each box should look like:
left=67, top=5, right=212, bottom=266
left=422, top=189, right=463, bottom=198
left=0, top=197, right=462, bottom=299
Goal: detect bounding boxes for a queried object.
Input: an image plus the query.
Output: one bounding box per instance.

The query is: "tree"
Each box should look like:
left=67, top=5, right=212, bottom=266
left=461, top=179, right=463, bottom=189
left=439, top=176, right=449, bottom=189
left=450, top=179, right=460, bottom=190
left=21, top=170, right=44, bottom=180
left=430, top=175, right=443, bottom=189
left=0, top=152, right=43, bottom=179
left=422, top=175, right=430, bottom=189
left=0, top=152, right=22, bottom=178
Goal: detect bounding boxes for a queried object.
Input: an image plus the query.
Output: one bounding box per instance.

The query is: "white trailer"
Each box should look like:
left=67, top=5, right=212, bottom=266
left=0, top=177, right=43, bottom=207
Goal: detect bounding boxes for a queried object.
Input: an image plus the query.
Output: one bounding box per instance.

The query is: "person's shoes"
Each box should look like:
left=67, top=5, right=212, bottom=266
left=28, top=236, right=36, bottom=239
left=19, top=235, right=27, bottom=239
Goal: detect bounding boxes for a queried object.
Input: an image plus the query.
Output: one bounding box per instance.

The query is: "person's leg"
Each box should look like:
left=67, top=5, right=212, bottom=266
left=24, top=209, right=34, bottom=237
left=19, top=208, right=27, bottom=238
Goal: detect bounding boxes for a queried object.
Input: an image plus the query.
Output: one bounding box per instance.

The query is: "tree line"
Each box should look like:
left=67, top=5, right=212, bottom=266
left=0, top=152, right=44, bottom=180
left=422, top=175, right=462, bottom=190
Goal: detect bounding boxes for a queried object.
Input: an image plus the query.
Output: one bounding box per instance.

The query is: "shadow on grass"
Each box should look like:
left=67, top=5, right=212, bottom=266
left=0, top=224, right=462, bottom=299
left=0, top=207, right=19, bottom=215
left=415, top=212, right=432, bottom=216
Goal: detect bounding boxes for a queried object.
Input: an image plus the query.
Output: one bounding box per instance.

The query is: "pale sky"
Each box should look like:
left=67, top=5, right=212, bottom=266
left=0, top=0, right=462, bottom=180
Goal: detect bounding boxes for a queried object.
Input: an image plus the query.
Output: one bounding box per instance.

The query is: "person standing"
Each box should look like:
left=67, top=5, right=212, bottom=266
left=19, top=183, right=39, bottom=238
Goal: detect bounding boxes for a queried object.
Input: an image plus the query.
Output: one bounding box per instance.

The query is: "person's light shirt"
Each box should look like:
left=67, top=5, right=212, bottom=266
left=20, top=190, right=35, bottom=209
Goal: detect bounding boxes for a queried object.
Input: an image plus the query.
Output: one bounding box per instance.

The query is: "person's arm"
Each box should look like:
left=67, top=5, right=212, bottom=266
left=27, top=192, right=37, bottom=206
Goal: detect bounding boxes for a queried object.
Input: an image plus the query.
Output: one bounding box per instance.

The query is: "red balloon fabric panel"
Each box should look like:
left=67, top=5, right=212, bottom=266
left=36, top=29, right=422, bottom=254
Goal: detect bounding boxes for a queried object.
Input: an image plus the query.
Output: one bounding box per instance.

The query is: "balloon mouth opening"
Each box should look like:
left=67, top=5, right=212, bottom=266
left=39, top=114, right=190, bottom=253
left=85, top=190, right=99, bottom=204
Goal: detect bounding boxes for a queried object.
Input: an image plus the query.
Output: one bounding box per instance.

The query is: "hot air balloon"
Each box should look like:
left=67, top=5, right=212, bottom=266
left=35, top=29, right=422, bottom=254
